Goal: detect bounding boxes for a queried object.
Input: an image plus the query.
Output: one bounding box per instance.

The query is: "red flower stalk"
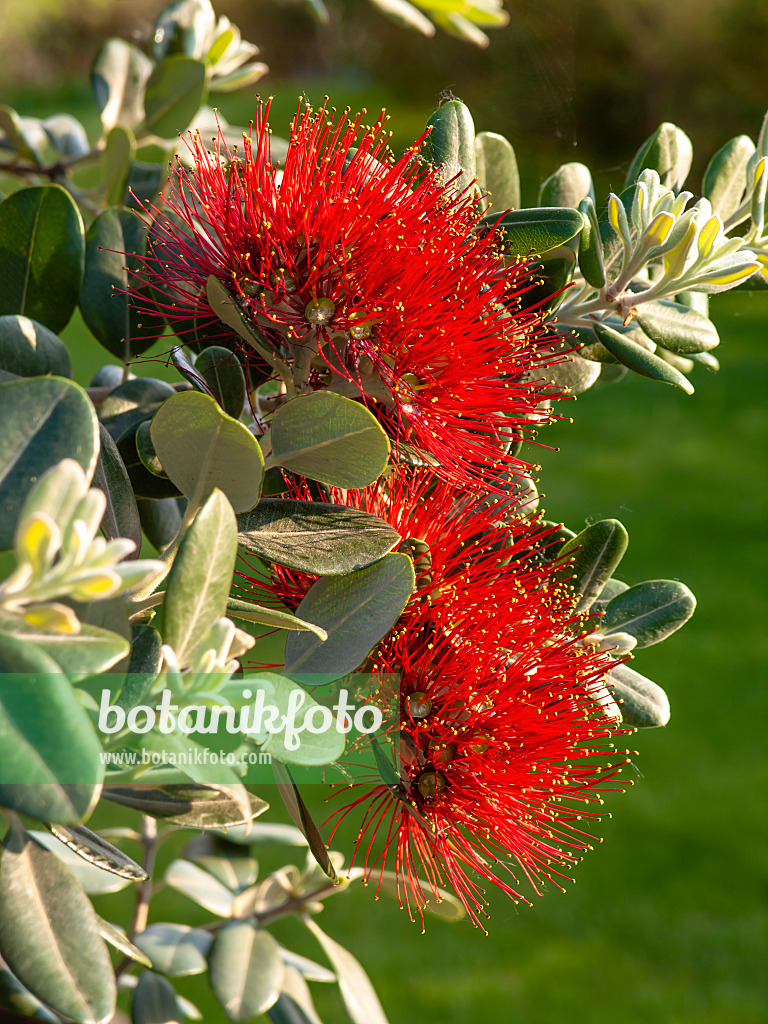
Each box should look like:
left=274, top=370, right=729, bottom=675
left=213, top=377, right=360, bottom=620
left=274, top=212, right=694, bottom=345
left=131, top=99, right=559, bottom=488
left=235, top=467, right=556, bottom=642
left=328, top=617, right=627, bottom=930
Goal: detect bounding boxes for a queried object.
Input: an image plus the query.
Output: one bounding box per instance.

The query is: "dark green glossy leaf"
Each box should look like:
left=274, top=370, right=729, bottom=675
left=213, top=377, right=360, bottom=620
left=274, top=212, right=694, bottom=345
left=117, top=422, right=183, bottom=500
left=100, top=377, right=176, bottom=441
left=138, top=497, right=184, bottom=550
left=80, top=207, right=158, bottom=360
left=538, top=162, right=593, bottom=208
left=523, top=245, right=576, bottom=314
left=424, top=99, right=476, bottom=196
left=475, top=130, right=519, bottom=210
left=209, top=921, right=284, bottom=1021
left=284, top=553, right=414, bottom=683
left=577, top=196, right=606, bottom=288
left=494, top=206, right=584, bottom=256
left=592, top=321, right=694, bottom=394
left=151, top=390, right=264, bottom=512
left=195, top=345, right=247, bottom=418
left=227, top=599, right=327, bottom=640
left=634, top=300, right=720, bottom=354
left=94, top=421, right=142, bottom=556
left=0, top=643, right=104, bottom=822
left=160, top=488, right=237, bottom=667
left=91, top=38, right=153, bottom=131
left=46, top=823, right=147, bottom=881
left=0, top=185, right=84, bottom=332
left=102, top=784, right=268, bottom=829
left=0, top=315, right=71, bottom=377
left=0, top=377, right=98, bottom=549
left=119, top=627, right=163, bottom=710
left=556, top=519, right=629, bottom=612
left=134, top=924, right=212, bottom=978
left=132, top=970, right=181, bottom=1024
left=143, top=56, right=207, bottom=139
left=624, top=122, right=693, bottom=191
left=303, top=916, right=389, bottom=1024
left=606, top=664, right=670, bottom=728
left=268, top=392, right=389, bottom=489
left=0, top=823, right=116, bottom=1024
left=97, top=917, right=152, bottom=968
left=272, top=761, right=337, bottom=882
left=702, top=134, right=755, bottom=220
left=137, top=419, right=169, bottom=477
left=600, top=579, right=696, bottom=647
left=237, top=499, right=400, bottom=574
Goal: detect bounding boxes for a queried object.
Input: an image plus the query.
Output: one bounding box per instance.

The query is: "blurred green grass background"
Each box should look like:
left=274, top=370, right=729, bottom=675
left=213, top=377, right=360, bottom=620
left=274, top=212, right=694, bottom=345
left=4, top=1, right=767, bottom=1020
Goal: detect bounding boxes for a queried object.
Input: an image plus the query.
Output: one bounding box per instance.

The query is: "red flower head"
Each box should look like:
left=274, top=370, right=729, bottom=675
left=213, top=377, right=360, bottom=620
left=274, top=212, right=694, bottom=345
left=235, top=467, right=555, bottom=643
left=329, top=610, right=627, bottom=930
left=132, top=100, right=559, bottom=488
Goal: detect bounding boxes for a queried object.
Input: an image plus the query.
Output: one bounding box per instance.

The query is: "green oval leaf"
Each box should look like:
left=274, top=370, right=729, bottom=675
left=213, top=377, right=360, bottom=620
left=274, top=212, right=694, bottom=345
left=134, top=924, right=212, bottom=978
left=303, top=916, right=389, bottom=1024
left=702, top=134, right=756, bottom=220
left=100, top=377, right=176, bottom=442
left=268, top=392, right=389, bottom=489
left=424, top=99, right=476, bottom=196
left=0, top=185, right=84, bottom=332
left=160, top=488, right=238, bottom=667
left=475, top=130, right=520, bottom=211
left=143, top=55, right=207, bottom=139
left=624, top=122, right=693, bottom=192
left=236, top=498, right=400, bottom=574
left=0, top=647, right=104, bottom=821
left=80, top=208, right=158, bottom=360
left=193, top=854, right=258, bottom=894
left=0, top=964, right=60, bottom=1021
left=634, top=300, right=720, bottom=355
left=138, top=497, right=184, bottom=551
left=93, top=421, right=142, bottom=556
left=592, top=321, right=695, bottom=394
left=606, top=664, right=671, bottom=728
left=117, top=424, right=183, bottom=500
left=284, top=552, right=415, bottom=683
left=151, top=390, right=264, bottom=512
left=0, top=823, right=116, bottom=1024
left=538, top=162, right=593, bottom=209
left=104, top=124, right=135, bottom=206
left=0, top=315, right=71, bottom=378
left=91, top=38, right=153, bottom=131
left=131, top=970, right=180, bottom=1024
left=494, top=206, right=585, bottom=256
left=556, top=519, right=629, bottom=612
left=195, top=345, right=247, bottom=418
left=600, top=579, right=696, bottom=648
left=0, top=376, right=98, bottom=549
left=209, top=921, right=284, bottom=1021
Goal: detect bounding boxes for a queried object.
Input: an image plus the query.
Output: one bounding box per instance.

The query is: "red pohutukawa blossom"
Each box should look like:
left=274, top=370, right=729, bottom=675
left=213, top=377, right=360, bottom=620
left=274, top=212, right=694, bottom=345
left=327, top=616, right=628, bottom=930
left=131, top=99, right=560, bottom=488
left=235, top=467, right=555, bottom=637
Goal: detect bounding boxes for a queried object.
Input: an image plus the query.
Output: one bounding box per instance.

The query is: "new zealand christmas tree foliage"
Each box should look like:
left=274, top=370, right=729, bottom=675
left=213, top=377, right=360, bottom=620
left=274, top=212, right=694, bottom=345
left=0, top=1, right=765, bottom=1022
